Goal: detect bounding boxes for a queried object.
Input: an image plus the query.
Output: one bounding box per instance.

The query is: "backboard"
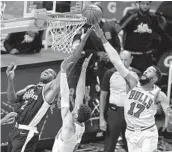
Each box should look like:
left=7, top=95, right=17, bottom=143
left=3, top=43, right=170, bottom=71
left=1, top=1, right=85, bottom=35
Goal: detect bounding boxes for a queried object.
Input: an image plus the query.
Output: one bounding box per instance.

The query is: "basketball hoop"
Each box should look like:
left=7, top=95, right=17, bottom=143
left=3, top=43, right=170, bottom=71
left=48, top=13, right=87, bottom=53
left=0, top=1, right=6, bottom=20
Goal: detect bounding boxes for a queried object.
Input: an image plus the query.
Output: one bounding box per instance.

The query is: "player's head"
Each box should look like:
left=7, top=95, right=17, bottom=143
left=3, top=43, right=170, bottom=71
left=72, top=104, right=91, bottom=123
left=120, top=50, right=133, bottom=69
left=138, top=1, right=151, bottom=13
left=140, top=66, right=162, bottom=85
left=40, top=68, right=57, bottom=84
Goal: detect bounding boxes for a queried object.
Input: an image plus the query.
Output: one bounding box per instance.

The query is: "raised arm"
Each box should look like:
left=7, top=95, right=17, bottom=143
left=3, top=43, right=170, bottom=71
left=43, top=27, right=93, bottom=105
left=6, top=64, right=17, bottom=103
left=74, top=54, right=92, bottom=110
left=157, top=91, right=172, bottom=129
left=67, top=27, right=93, bottom=76
left=6, top=64, right=38, bottom=104
left=94, top=24, right=138, bottom=89
left=60, top=57, right=74, bottom=129
left=0, top=112, right=17, bottom=125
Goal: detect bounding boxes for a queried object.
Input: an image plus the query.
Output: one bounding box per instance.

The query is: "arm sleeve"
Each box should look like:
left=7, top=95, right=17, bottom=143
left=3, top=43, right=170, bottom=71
left=103, top=42, right=130, bottom=78
left=60, top=72, right=70, bottom=108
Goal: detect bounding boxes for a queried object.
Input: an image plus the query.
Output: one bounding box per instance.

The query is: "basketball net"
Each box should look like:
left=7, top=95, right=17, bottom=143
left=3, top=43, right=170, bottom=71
left=0, top=1, right=6, bottom=21
left=48, top=13, right=87, bottom=53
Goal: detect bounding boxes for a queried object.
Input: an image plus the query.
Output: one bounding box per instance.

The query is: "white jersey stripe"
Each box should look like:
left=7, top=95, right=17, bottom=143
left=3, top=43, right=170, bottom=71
left=29, top=86, right=51, bottom=126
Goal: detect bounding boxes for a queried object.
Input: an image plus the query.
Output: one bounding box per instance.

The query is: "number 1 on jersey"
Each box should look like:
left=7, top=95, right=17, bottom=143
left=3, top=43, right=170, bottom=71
left=128, top=102, right=145, bottom=118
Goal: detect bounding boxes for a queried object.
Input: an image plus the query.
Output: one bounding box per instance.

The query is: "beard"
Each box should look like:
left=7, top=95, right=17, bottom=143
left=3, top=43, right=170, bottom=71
left=139, top=77, right=151, bottom=85
left=40, top=78, right=51, bottom=84
left=140, top=8, right=150, bottom=15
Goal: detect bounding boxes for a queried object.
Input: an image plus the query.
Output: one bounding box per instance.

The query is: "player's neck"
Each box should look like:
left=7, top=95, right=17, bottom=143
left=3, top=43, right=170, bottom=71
left=37, top=82, right=45, bottom=86
left=141, top=83, right=154, bottom=91
left=139, top=10, right=149, bottom=17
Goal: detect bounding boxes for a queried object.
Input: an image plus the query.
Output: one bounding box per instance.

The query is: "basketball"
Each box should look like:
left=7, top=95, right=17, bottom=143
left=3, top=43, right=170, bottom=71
left=82, top=4, right=103, bottom=25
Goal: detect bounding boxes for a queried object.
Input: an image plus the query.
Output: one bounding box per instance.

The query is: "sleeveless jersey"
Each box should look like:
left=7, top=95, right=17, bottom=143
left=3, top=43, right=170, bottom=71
left=15, top=84, right=50, bottom=131
left=52, top=122, right=85, bottom=152
left=124, top=82, right=160, bottom=128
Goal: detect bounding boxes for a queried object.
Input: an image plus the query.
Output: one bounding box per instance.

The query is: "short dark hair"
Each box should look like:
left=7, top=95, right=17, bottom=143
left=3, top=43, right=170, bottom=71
left=152, top=65, right=162, bottom=82
left=77, top=104, right=91, bottom=123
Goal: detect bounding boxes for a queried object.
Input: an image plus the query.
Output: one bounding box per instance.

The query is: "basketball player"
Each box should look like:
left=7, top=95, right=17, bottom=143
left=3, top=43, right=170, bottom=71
left=6, top=27, right=92, bottom=152
left=52, top=54, right=92, bottom=152
left=94, top=24, right=172, bottom=152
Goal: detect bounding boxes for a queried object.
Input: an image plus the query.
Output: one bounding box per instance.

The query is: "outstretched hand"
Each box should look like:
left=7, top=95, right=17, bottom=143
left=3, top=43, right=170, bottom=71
left=82, top=53, right=93, bottom=70
left=6, top=64, right=17, bottom=81
left=93, top=24, right=104, bottom=39
left=1, top=112, right=18, bottom=125
left=61, top=56, right=74, bottom=72
left=80, top=26, right=94, bottom=42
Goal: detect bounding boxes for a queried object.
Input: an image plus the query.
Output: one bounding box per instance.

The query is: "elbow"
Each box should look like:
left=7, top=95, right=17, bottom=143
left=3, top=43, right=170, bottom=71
left=7, top=94, right=17, bottom=104
left=7, top=98, right=17, bottom=104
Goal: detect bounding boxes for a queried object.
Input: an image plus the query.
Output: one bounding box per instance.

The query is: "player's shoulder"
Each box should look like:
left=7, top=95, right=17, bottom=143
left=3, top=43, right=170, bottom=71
left=125, top=70, right=139, bottom=91
left=157, top=90, right=166, bottom=97
left=75, top=122, right=85, bottom=131
left=156, top=90, right=167, bottom=101
left=130, top=67, right=141, bottom=78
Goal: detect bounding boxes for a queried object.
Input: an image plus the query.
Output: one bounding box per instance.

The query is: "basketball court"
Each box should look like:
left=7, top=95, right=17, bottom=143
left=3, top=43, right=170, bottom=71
left=1, top=1, right=172, bottom=152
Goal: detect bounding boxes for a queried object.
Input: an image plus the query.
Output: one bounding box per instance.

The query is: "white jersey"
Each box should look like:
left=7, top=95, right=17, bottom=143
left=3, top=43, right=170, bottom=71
left=124, top=82, right=160, bottom=128
left=52, top=122, right=85, bottom=152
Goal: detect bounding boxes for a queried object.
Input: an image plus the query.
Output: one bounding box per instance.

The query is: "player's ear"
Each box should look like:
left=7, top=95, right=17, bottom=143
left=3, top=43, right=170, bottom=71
left=152, top=76, right=158, bottom=83
left=131, top=55, right=133, bottom=60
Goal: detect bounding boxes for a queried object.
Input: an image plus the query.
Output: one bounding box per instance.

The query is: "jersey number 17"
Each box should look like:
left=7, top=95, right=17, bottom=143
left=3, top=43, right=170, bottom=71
left=128, top=102, right=145, bottom=118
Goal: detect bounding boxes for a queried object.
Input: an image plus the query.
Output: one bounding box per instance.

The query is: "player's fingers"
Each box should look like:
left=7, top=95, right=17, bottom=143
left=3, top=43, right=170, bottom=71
left=87, top=86, right=91, bottom=94
left=6, top=66, right=10, bottom=73
left=94, top=24, right=100, bottom=30
left=162, top=126, right=166, bottom=132
left=88, top=25, right=94, bottom=32
left=81, top=28, right=85, bottom=35
left=6, top=64, right=14, bottom=73
left=63, top=56, right=69, bottom=62
left=7, top=118, right=15, bottom=124
left=100, top=125, right=106, bottom=131
left=69, top=62, right=74, bottom=67
left=8, top=112, right=18, bottom=117
left=12, top=65, right=17, bottom=71
left=87, top=53, right=93, bottom=61
left=8, top=71, right=14, bottom=76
